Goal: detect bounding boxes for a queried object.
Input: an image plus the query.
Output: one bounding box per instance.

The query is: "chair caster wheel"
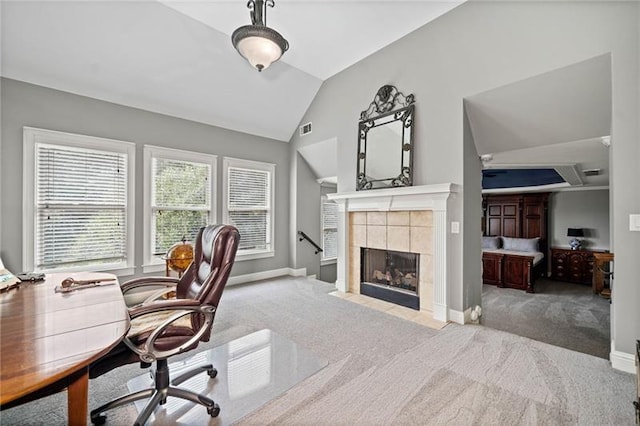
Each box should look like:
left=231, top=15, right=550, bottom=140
left=91, top=414, right=107, bottom=425
left=207, top=404, right=220, bottom=417
left=207, top=368, right=218, bottom=378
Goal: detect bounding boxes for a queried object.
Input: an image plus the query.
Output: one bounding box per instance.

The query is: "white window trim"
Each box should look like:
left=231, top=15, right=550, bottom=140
left=142, top=145, right=217, bottom=273
left=222, top=157, right=275, bottom=261
left=22, top=127, right=136, bottom=276
left=321, top=195, right=338, bottom=264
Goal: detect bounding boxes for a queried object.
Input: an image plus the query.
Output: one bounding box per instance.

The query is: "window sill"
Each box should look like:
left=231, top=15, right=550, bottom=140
left=112, top=266, right=136, bottom=278
left=321, top=258, right=337, bottom=267
left=236, top=250, right=275, bottom=261
left=142, top=263, right=166, bottom=274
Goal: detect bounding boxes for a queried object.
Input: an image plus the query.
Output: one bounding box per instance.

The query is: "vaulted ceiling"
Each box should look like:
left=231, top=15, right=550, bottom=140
left=2, top=1, right=613, bottom=192
left=465, top=54, right=612, bottom=191
left=1, top=0, right=464, bottom=142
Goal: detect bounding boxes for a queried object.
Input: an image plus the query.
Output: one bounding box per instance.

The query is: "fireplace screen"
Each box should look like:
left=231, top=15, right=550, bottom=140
left=361, top=248, right=419, bottom=295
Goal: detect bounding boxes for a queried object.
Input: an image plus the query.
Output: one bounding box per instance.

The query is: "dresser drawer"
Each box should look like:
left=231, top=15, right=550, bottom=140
left=551, top=248, right=598, bottom=285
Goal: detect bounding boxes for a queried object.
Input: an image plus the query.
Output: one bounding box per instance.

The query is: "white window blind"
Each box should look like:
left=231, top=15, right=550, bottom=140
left=35, top=143, right=128, bottom=269
left=321, top=197, right=338, bottom=260
left=227, top=166, right=271, bottom=252
left=222, top=157, right=275, bottom=259
left=151, top=157, right=211, bottom=255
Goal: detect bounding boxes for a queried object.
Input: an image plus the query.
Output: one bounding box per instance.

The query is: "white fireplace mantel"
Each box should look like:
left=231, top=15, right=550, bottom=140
left=327, top=183, right=458, bottom=211
left=327, top=183, right=461, bottom=323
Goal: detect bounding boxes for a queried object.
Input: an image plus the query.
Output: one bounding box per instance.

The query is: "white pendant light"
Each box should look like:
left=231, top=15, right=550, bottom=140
left=231, top=0, right=289, bottom=72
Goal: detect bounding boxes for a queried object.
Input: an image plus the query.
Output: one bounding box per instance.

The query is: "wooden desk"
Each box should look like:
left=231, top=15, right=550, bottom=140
left=0, top=272, right=129, bottom=425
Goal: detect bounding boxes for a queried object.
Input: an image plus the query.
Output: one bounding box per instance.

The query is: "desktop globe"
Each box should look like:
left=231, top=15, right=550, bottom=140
left=164, top=237, right=194, bottom=275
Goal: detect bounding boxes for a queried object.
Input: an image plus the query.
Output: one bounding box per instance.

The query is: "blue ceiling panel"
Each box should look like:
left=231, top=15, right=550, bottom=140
left=482, top=168, right=565, bottom=190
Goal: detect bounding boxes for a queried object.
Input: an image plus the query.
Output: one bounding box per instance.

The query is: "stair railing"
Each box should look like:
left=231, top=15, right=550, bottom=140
left=297, top=231, right=323, bottom=255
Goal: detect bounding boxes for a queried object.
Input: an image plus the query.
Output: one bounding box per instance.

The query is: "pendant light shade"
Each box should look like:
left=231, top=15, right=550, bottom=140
left=231, top=0, right=289, bottom=72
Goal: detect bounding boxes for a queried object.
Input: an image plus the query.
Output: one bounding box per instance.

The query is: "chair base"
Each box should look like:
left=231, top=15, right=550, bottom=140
left=91, top=359, right=219, bottom=426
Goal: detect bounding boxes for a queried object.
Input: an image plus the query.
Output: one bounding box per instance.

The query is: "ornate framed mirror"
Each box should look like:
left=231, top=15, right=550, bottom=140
left=357, top=85, right=415, bottom=190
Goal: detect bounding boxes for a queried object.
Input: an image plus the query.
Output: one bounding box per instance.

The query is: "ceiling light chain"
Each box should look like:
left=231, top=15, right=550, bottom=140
left=232, top=0, right=289, bottom=72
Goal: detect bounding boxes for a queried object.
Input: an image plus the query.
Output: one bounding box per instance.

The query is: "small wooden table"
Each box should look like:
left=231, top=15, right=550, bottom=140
left=592, top=252, right=614, bottom=295
left=0, top=272, right=129, bottom=425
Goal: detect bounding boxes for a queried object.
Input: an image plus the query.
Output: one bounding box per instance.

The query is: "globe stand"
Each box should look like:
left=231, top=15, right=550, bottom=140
left=163, top=237, right=194, bottom=278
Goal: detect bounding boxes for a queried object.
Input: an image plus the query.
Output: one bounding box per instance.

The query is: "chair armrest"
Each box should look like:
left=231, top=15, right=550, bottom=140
left=124, top=301, right=215, bottom=363
left=141, top=287, right=179, bottom=305
left=128, top=298, right=201, bottom=318
left=120, top=276, right=179, bottom=295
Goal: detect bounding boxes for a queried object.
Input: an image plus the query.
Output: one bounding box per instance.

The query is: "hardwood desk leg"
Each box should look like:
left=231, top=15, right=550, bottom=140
left=67, top=367, right=89, bottom=426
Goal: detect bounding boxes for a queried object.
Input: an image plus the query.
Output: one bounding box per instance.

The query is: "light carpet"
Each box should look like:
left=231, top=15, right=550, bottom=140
left=0, top=276, right=634, bottom=425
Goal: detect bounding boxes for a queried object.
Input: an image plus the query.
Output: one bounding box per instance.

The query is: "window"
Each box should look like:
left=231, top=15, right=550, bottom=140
left=23, top=127, right=135, bottom=274
left=321, top=196, right=338, bottom=262
left=223, top=157, right=275, bottom=260
left=143, top=146, right=216, bottom=272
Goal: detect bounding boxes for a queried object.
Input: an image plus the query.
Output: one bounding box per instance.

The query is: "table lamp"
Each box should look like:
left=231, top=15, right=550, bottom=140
left=567, top=228, right=584, bottom=250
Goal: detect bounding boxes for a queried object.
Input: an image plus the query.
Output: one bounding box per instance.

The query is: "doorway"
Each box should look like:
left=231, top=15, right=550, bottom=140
left=464, top=54, right=613, bottom=359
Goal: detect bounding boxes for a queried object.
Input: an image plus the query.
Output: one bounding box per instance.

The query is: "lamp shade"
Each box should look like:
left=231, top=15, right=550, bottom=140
left=231, top=0, right=289, bottom=71
left=567, top=228, right=584, bottom=237
left=231, top=21, right=289, bottom=72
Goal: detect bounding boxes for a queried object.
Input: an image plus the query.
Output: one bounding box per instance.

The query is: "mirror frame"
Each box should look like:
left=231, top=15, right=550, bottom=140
left=356, top=85, right=415, bottom=191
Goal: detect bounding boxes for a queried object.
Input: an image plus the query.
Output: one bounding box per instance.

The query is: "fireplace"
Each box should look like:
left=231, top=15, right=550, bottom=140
left=361, top=247, right=420, bottom=310
left=327, top=184, right=460, bottom=323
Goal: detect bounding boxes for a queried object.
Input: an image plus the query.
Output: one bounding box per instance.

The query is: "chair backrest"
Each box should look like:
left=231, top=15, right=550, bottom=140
left=176, top=225, right=239, bottom=334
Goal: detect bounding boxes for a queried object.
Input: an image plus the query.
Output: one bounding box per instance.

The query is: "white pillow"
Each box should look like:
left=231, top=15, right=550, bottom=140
left=502, top=237, right=539, bottom=252
left=482, top=236, right=501, bottom=249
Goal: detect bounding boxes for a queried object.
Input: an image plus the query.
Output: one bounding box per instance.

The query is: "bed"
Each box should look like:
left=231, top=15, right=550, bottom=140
left=482, top=193, right=549, bottom=293
left=482, top=236, right=545, bottom=293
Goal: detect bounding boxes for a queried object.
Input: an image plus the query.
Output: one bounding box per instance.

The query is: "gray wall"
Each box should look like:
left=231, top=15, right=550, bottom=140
left=463, top=106, right=482, bottom=310
left=549, top=190, right=610, bottom=251
left=290, top=152, right=338, bottom=282
left=319, top=261, right=337, bottom=284
left=290, top=1, right=639, bottom=356
left=1, top=78, right=291, bottom=278
left=294, top=153, right=321, bottom=276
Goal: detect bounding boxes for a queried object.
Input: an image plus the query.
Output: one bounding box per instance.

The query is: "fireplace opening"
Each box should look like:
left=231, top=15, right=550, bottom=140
left=361, top=248, right=420, bottom=310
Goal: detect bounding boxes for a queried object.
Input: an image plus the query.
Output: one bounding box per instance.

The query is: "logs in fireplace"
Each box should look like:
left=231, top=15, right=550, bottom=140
left=360, top=247, right=420, bottom=310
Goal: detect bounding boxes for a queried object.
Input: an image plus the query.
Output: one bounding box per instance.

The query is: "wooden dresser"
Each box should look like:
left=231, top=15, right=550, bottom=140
left=550, top=248, right=596, bottom=285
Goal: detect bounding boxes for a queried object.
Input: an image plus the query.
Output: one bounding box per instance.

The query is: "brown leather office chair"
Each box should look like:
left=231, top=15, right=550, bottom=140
left=89, top=224, right=239, bottom=426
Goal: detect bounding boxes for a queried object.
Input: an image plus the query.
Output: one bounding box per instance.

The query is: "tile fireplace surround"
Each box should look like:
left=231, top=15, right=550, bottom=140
left=327, top=184, right=460, bottom=323
left=351, top=211, right=431, bottom=310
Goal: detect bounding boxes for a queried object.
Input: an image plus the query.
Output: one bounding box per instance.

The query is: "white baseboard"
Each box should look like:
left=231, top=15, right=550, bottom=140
left=335, top=279, right=347, bottom=292
left=307, top=274, right=317, bottom=279
left=433, top=303, right=447, bottom=322
left=462, top=307, right=473, bottom=324
left=448, top=309, right=465, bottom=325
left=610, top=349, right=636, bottom=374
left=289, top=267, right=307, bottom=277
left=227, top=267, right=307, bottom=286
